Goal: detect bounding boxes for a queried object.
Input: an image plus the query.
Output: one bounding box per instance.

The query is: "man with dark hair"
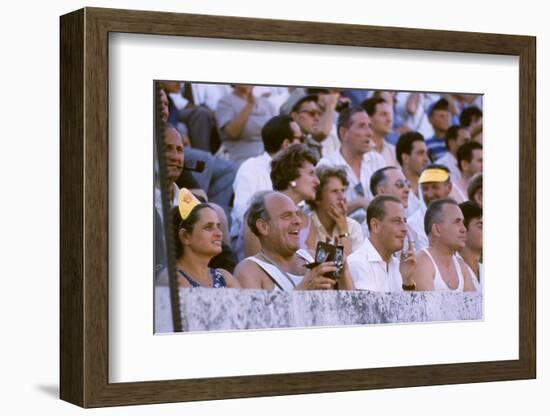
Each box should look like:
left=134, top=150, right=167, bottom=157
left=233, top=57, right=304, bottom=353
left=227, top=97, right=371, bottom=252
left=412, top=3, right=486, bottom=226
left=458, top=201, right=483, bottom=292
left=369, top=166, right=410, bottom=211
left=231, top=115, right=303, bottom=242
left=290, top=94, right=328, bottom=159
left=411, top=198, right=476, bottom=291
left=435, top=125, right=471, bottom=183
left=425, top=98, right=451, bottom=161
left=467, top=173, right=483, bottom=207
left=459, top=106, right=483, bottom=143
left=235, top=191, right=355, bottom=290
left=395, top=131, right=430, bottom=217
left=347, top=195, right=416, bottom=292
left=317, top=107, right=386, bottom=223
left=456, top=141, right=483, bottom=199
left=361, top=97, right=398, bottom=167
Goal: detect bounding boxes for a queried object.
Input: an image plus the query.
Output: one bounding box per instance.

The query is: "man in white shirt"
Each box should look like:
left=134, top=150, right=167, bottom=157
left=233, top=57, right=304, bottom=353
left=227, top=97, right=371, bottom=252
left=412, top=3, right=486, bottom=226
left=317, top=107, right=386, bottom=223
left=407, top=165, right=454, bottom=251
left=362, top=97, right=399, bottom=167
left=347, top=195, right=416, bottom=292
left=231, top=115, right=303, bottom=240
left=455, top=141, right=483, bottom=200
left=395, top=131, right=430, bottom=218
left=435, top=125, right=471, bottom=183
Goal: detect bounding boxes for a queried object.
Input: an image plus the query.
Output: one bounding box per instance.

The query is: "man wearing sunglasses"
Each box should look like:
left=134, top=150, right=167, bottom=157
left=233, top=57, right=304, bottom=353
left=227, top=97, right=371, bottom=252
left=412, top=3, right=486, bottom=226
left=290, top=94, right=332, bottom=160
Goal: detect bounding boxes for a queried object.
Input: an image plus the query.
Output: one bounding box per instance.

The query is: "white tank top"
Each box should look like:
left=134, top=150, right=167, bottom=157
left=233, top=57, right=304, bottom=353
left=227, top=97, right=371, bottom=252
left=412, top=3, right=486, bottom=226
left=246, top=249, right=314, bottom=291
left=422, top=249, right=465, bottom=292
left=456, top=253, right=482, bottom=292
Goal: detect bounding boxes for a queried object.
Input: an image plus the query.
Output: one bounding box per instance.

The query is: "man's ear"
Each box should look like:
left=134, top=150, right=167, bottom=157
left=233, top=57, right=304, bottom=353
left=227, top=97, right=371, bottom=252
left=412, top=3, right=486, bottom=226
left=281, top=138, right=291, bottom=150
left=431, top=223, right=442, bottom=238
left=338, top=126, right=347, bottom=142
left=255, top=218, right=269, bottom=236
left=370, top=217, right=381, bottom=235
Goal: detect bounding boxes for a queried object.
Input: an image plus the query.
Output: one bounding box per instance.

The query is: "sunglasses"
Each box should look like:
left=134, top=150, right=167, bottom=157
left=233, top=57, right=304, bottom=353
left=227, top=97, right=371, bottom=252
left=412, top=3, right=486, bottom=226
left=394, top=179, right=411, bottom=189
left=298, top=109, right=321, bottom=117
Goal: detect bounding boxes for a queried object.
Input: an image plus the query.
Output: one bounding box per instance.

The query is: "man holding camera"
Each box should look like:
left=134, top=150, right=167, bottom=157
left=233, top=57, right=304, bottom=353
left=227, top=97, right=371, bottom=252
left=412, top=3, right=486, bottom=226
left=347, top=195, right=416, bottom=292
left=234, top=191, right=355, bottom=290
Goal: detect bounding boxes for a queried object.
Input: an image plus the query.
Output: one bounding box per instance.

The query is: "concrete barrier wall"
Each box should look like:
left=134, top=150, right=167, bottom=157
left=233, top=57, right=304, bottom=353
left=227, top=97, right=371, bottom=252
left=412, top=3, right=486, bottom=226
left=155, top=287, right=482, bottom=333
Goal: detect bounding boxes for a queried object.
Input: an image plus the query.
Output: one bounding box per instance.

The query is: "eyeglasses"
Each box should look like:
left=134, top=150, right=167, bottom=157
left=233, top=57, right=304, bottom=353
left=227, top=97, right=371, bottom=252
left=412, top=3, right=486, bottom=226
left=394, top=179, right=411, bottom=189
left=298, top=109, right=321, bottom=117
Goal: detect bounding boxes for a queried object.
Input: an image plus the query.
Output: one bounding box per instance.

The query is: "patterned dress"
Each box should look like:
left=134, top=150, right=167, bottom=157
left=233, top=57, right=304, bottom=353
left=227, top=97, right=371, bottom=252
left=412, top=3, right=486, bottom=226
left=177, top=268, right=227, bottom=288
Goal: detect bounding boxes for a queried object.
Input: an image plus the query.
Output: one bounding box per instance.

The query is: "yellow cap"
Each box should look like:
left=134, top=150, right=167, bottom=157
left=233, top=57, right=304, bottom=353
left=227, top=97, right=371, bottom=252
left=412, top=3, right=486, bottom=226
left=419, top=168, right=449, bottom=184
left=178, top=188, right=201, bottom=220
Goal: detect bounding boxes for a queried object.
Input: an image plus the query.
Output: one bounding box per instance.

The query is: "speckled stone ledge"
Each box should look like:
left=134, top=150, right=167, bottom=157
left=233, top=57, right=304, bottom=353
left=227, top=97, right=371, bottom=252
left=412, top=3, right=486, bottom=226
left=155, top=287, right=482, bottom=333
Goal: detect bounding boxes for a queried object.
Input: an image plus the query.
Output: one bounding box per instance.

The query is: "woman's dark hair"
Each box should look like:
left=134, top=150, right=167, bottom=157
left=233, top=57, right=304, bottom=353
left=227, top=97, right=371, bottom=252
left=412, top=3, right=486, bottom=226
left=171, top=203, right=214, bottom=258
left=270, top=144, right=318, bottom=191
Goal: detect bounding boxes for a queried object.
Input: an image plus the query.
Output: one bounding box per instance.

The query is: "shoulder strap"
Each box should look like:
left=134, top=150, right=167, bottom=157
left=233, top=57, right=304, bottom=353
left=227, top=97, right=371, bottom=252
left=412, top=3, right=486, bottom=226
left=296, top=248, right=315, bottom=263
left=245, top=256, right=295, bottom=291
left=452, top=255, right=465, bottom=291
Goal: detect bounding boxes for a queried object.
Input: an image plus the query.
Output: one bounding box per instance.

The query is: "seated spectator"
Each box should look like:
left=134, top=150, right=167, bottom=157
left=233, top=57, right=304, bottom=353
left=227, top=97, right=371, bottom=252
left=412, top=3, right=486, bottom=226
left=317, top=107, right=386, bottom=223
left=411, top=198, right=476, bottom=291
left=235, top=191, right=354, bottom=290
left=170, top=189, right=240, bottom=288
left=289, top=94, right=324, bottom=159
left=306, top=166, right=364, bottom=256
left=159, top=84, right=237, bottom=222
left=458, top=201, right=483, bottom=292
left=391, top=92, right=435, bottom=141
left=215, top=84, right=277, bottom=165
left=460, top=106, right=483, bottom=144
left=435, top=125, right=471, bottom=183
left=455, top=141, right=483, bottom=200
left=395, top=131, right=430, bottom=217
left=160, top=81, right=219, bottom=152
left=347, top=195, right=416, bottom=292
left=242, top=144, right=320, bottom=257
left=362, top=95, right=400, bottom=160
left=369, top=166, right=417, bottom=245
left=425, top=98, right=451, bottom=161
left=369, top=166, right=410, bottom=213
left=467, top=173, right=483, bottom=207
left=231, top=115, right=303, bottom=244
left=407, top=164, right=455, bottom=251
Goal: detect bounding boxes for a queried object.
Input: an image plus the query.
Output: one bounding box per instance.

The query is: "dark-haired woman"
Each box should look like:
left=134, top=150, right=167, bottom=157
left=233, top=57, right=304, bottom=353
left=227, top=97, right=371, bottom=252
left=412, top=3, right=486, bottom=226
left=172, top=202, right=240, bottom=288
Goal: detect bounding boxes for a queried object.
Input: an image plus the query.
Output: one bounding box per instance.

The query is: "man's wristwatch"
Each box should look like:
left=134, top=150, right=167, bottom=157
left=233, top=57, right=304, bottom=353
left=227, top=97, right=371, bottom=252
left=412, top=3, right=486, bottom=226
left=338, top=232, right=350, bottom=239
left=402, top=281, right=416, bottom=291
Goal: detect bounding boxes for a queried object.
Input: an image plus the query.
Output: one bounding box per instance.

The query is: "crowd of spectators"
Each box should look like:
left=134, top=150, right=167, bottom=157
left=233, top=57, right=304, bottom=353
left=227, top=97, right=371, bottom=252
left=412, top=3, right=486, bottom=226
left=155, top=82, right=483, bottom=294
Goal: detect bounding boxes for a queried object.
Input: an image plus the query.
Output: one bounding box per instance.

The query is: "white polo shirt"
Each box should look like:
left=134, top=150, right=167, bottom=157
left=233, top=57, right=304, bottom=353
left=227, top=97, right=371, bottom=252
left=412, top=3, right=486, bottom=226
left=347, top=238, right=404, bottom=292
left=317, top=150, right=386, bottom=203
left=231, top=151, right=273, bottom=236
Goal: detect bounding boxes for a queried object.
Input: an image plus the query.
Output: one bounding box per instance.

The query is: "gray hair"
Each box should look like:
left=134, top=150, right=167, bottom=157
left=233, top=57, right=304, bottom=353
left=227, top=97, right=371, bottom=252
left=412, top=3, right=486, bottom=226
left=245, top=190, right=275, bottom=237
left=424, top=198, right=459, bottom=236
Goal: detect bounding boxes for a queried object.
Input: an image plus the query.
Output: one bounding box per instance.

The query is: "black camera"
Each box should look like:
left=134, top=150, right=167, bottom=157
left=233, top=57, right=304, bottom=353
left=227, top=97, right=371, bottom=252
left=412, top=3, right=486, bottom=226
left=311, top=241, right=344, bottom=280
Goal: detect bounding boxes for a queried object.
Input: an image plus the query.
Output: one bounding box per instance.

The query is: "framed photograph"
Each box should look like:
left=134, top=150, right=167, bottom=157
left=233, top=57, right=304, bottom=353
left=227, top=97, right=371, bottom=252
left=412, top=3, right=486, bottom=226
left=60, top=7, right=536, bottom=408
